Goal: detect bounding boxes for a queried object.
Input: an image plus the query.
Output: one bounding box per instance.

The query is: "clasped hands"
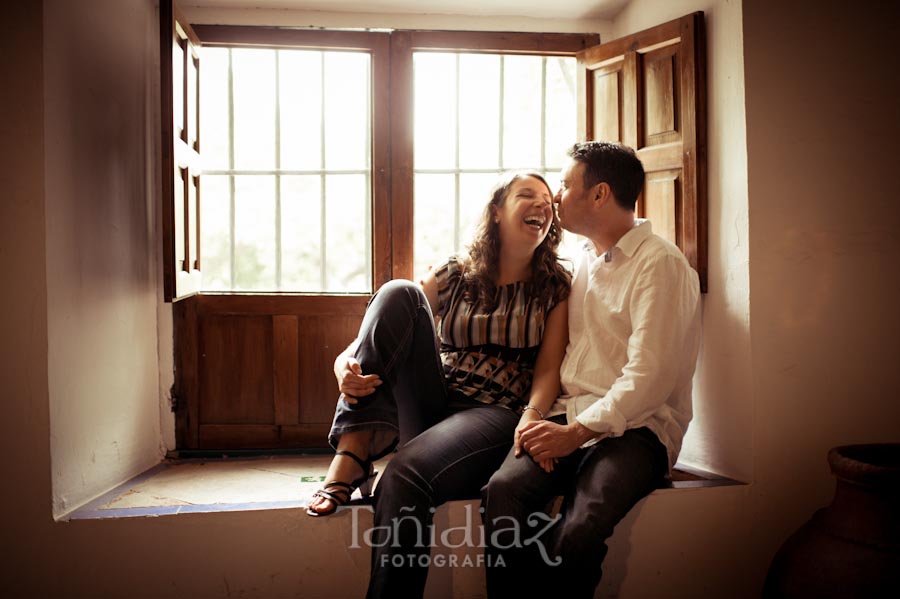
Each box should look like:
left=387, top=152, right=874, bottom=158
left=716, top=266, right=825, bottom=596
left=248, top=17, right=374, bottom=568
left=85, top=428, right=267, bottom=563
left=334, top=354, right=593, bottom=474
left=514, top=413, right=596, bottom=473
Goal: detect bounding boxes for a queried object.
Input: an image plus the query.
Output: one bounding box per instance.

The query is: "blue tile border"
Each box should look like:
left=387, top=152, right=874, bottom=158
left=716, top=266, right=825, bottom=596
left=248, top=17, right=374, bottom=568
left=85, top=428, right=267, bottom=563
left=64, top=454, right=344, bottom=521
left=67, top=500, right=312, bottom=520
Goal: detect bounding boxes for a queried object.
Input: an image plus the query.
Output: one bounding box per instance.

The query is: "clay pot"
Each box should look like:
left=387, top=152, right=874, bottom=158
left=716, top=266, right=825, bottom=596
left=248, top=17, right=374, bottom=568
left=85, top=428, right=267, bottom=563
left=764, top=443, right=900, bottom=598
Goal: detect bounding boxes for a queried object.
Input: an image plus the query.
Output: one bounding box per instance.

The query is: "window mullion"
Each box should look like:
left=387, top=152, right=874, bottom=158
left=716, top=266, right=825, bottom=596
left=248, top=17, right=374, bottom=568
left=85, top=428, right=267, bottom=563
left=275, top=50, right=282, bottom=291
left=540, top=56, right=547, bottom=173
left=453, top=53, right=461, bottom=254
left=365, top=51, right=373, bottom=291
left=498, top=55, right=505, bottom=170
left=227, top=48, right=236, bottom=289
left=319, top=51, right=327, bottom=291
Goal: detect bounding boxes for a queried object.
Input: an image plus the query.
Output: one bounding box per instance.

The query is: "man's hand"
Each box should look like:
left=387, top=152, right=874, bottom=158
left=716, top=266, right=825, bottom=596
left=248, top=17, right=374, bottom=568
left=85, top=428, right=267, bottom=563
left=513, top=409, right=557, bottom=472
left=334, top=355, right=382, bottom=403
left=518, top=420, right=598, bottom=462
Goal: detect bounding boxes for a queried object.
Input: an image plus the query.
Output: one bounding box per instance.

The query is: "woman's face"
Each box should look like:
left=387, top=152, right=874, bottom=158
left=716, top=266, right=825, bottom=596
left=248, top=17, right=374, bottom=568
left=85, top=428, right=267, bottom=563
left=494, top=176, right=554, bottom=254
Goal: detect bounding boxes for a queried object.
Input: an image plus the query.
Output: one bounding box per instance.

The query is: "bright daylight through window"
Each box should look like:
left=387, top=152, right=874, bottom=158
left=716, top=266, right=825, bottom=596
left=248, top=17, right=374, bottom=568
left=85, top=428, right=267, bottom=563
left=200, top=47, right=372, bottom=293
left=198, top=45, right=578, bottom=293
left=413, top=53, right=577, bottom=276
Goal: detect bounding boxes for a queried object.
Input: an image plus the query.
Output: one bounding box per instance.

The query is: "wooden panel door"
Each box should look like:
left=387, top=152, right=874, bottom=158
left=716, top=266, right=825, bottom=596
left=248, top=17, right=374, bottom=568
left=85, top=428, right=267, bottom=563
left=161, top=1, right=203, bottom=301
left=166, top=26, right=392, bottom=451
left=578, top=12, right=707, bottom=291
left=174, top=295, right=368, bottom=450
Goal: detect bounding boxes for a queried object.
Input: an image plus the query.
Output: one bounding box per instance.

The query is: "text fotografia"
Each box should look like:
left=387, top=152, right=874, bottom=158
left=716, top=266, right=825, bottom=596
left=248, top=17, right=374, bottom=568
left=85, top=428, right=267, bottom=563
left=381, top=553, right=505, bottom=568
left=348, top=503, right=563, bottom=567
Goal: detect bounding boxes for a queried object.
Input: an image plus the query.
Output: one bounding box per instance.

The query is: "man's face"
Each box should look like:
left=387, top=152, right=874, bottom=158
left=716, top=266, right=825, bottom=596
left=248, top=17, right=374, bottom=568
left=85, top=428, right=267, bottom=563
left=554, top=159, right=593, bottom=235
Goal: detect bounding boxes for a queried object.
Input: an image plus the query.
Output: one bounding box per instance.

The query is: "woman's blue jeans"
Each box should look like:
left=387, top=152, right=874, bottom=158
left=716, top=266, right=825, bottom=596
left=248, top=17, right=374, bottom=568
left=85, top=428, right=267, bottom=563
left=329, top=279, right=450, bottom=460
left=326, top=280, right=520, bottom=599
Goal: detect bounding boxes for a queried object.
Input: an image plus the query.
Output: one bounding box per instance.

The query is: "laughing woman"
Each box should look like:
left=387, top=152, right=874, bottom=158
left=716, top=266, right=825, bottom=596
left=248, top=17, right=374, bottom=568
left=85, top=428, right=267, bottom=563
left=306, top=171, right=571, bottom=599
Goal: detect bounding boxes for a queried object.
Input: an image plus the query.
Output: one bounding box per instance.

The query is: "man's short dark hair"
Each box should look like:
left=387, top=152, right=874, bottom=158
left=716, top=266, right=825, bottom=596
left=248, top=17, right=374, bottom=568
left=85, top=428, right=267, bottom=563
left=567, top=142, right=645, bottom=211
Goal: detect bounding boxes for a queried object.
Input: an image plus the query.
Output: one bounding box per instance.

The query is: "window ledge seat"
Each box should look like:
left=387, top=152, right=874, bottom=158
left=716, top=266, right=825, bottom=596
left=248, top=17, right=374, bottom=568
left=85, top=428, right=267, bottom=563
left=64, top=452, right=742, bottom=521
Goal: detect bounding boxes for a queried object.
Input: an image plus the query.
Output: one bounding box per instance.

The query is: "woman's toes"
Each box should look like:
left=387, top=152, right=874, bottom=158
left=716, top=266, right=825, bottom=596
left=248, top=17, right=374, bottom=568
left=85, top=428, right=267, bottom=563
left=311, top=498, right=333, bottom=514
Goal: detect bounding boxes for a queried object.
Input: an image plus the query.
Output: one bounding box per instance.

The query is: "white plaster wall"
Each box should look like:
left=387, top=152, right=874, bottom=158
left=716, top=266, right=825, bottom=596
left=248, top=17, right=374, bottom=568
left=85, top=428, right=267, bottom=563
left=742, top=0, right=900, bottom=584
left=612, top=0, right=753, bottom=484
left=43, top=0, right=165, bottom=518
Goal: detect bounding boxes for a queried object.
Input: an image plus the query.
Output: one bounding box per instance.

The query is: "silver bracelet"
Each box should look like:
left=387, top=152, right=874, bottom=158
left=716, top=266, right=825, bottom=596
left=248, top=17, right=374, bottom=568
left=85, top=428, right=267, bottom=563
left=523, top=405, right=544, bottom=419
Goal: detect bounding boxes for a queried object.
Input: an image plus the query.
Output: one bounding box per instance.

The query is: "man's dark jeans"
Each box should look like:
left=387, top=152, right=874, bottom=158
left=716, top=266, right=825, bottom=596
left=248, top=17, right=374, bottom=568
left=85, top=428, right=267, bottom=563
left=482, top=417, right=668, bottom=599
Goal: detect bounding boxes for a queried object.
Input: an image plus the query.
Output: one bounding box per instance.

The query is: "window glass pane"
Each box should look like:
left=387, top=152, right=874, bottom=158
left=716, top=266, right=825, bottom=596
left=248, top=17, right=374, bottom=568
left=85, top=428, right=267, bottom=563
left=540, top=169, right=563, bottom=197
left=173, top=39, right=184, bottom=137
left=199, top=46, right=373, bottom=293
left=200, top=48, right=230, bottom=170
left=324, top=53, right=369, bottom=170
left=233, top=175, right=276, bottom=290
left=414, top=173, right=456, bottom=278
left=232, top=49, right=275, bottom=170
left=502, top=56, right=543, bottom=168
left=281, top=175, right=323, bottom=291
left=188, top=175, right=198, bottom=269
left=545, top=57, right=577, bottom=168
left=459, top=55, right=500, bottom=170
left=199, top=175, right=231, bottom=290
left=414, top=53, right=457, bottom=170
left=279, top=50, right=322, bottom=170
left=187, top=50, right=199, bottom=147
left=175, top=167, right=186, bottom=270
left=458, top=173, right=498, bottom=252
left=413, top=52, right=576, bottom=277
left=324, top=174, right=369, bottom=292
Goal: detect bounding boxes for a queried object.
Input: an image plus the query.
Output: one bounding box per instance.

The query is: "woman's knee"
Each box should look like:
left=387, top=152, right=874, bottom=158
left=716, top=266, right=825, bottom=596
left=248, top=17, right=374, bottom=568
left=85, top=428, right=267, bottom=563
left=372, top=279, right=426, bottom=309
left=363, top=279, right=429, bottom=327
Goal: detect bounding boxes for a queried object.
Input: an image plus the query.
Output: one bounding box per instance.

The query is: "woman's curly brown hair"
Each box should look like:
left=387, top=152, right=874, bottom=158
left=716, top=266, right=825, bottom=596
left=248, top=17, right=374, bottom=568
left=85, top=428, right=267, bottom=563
left=460, top=171, right=571, bottom=312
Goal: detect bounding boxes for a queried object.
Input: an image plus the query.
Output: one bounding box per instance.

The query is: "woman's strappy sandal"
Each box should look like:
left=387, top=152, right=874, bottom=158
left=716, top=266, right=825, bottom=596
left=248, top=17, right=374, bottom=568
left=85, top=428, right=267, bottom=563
left=306, top=449, right=377, bottom=517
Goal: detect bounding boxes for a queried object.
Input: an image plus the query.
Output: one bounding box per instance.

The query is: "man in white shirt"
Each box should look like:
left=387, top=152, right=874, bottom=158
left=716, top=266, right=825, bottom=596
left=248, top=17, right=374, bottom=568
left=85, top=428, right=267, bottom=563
left=482, top=142, right=701, bottom=598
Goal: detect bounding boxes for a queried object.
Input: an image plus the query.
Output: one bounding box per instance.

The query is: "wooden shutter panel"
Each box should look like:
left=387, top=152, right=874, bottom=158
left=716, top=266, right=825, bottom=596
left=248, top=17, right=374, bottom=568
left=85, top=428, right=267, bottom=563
left=161, top=1, right=203, bottom=301
left=577, top=12, right=707, bottom=291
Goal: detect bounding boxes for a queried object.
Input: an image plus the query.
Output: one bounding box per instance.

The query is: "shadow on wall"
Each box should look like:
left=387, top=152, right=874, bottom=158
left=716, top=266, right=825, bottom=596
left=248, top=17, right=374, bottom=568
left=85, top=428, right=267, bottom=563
left=598, top=499, right=647, bottom=598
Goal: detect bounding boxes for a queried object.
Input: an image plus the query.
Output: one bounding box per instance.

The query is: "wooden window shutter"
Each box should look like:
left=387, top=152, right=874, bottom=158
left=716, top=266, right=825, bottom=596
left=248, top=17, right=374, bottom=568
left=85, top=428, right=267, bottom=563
left=577, top=12, right=707, bottom=291
left=161, top=1, right=203, bottom=301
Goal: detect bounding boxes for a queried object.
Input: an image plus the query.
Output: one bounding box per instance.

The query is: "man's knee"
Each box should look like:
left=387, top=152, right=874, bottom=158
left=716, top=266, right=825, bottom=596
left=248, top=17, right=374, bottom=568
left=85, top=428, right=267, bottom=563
left=482, top=467, right=517, bottom=504
left=482, top=462, right=542, bottom=519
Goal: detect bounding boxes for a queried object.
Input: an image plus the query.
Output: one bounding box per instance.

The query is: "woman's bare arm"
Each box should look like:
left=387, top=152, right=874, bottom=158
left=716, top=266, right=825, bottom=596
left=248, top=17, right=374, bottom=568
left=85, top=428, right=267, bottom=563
left=515, top=298, right=569, bottom=471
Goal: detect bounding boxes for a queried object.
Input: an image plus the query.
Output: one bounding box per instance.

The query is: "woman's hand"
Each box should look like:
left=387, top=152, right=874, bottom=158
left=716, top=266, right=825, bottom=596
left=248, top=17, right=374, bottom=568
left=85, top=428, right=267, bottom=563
left=537, top=457, right=558, bottom=473
left=334, top=353, right=382, bottom=403
left=514, top=409, right=557, bottom=472
left=513, top=408, right=541, bottom=457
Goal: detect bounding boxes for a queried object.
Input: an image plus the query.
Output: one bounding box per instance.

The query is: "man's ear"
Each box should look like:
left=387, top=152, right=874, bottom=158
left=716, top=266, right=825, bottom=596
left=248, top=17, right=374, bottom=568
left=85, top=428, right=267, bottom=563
left=592, top=182, right=610, bottom=206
